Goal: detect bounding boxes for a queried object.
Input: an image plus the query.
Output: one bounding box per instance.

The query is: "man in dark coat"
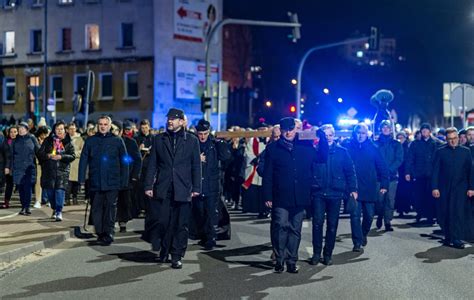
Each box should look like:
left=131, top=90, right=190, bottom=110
left=394, top=132, right=412, bottom=217
left=112, top=121, right=142, bottom=233
left=342, top=123, right=389, bottom=252
left=134, top=119, right=154, bottom=217
left=405, top=123, right=443, bottom=224
left=143, top=108, right=201, bottom=269
left=192, top=119, right=231, bottom=250
left=310, top=124, right=357, bottom=266
left=375, top=120, right=403, bottom=231
left=263, top=117, right=327, bottom=274
left=37, top=121, right=76, bottom=221
left=78, top=115, right=129, bottom=246
left=10, top=122, right=40, bottom=215
left=432, top=127, right=474, bottom=249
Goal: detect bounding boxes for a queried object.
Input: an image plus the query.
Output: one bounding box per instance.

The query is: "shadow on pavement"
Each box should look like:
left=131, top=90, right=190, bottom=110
left=2, top=265, right=165, bottom=299
left=415, top=245, right=474, bottom=263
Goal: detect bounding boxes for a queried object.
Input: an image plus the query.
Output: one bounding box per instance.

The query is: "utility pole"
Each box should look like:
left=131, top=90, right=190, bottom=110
left=204, top=14, right=301, bottom=122
left=43, top=0, right=48, bottom=122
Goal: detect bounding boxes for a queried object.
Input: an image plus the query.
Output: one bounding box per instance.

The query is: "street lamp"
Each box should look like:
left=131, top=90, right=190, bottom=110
left=337, top=97, right=343, bottom=103
left=291, top=79, right=297, bottom=85
left=265, top=100, right=272, bottom=107
left=323, top=88, right=330, bottom=95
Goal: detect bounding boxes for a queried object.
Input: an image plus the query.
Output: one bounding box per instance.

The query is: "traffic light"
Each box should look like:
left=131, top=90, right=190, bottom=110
left=201, top=95, right=211, bottom=113
left=290, top=105, right=296, bottom=113
left=369, top=26, right=379, bottom=50
left=287, top=12, right=301, bottom=43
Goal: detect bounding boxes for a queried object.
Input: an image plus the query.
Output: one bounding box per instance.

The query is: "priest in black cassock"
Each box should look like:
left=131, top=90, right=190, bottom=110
left=431, top=127, right=474, bottom=249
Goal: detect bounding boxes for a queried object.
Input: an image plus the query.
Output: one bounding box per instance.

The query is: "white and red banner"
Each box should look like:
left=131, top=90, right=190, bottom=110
left=174, top=0, right=219, bottom=42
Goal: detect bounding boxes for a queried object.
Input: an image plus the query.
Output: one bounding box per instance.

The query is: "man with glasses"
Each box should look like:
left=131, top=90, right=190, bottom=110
left=432, top=127, right=474, bottom=249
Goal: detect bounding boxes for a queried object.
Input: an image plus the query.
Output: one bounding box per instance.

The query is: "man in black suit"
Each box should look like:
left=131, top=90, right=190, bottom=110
left=142, top=108, right=202, bottom=269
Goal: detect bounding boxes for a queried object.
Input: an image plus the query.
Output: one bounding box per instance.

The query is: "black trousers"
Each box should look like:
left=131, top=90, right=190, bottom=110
left=192, top=194, right=218, bottom=243
left=91, top=190, right=119, bottom=239
left=143, top=190, right=191, bottom=261
left=117, top=189, right=133, bottom=223
left=413, top=177, right=436, bottom=220
left=271, top=206, right=305, bottom=265
left=66, top=181, right=79, bottom=201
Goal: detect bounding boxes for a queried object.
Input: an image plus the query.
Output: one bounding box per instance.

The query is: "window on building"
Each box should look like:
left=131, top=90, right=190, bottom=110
left=74, top=74, right=87, bottom=97
left=50, top=76, right=63, bottom=101
left=31, top=29, right=42, bottom=53
left=4, top=31, right=14, bottom=55
left=58, top=0, right=73, bottom=4
left=85, top=24, right=100, bottom=50
left=99, top=73, right=112, bottom=99
left=61, top=28, right=72, bottom=51
left=121, top=23, right=134, bottom=47
left=3, top=77, right=15, bottom=103
left=124, top=72, right=138, bottom=99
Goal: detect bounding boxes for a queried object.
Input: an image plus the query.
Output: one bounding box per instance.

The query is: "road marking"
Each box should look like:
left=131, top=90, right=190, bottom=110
left=0, top=213, right=18, bottom=220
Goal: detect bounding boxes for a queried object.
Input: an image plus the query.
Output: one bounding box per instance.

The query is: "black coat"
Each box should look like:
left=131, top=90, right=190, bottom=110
left=263, top=137, right=321, bottom=208
left=144, top=129, right=202, bottom=202
left=78, top=132, right=129, bottom=191
left=313, top=143, right=358, bottom=198
left=406, top=137, right=443, bottom=179
left=0, top=137, right=10, bottom=184
left=200, top=137, right=231, bottom=196
left=135, top=132, right=154, bottom=175
left=432, top=145, right=474, bottom=240
left=10, top=134, right=40, bottom=185
left=342, top=138, right=390, bottom=202
left=375, top=134, right=404, bottom=181
left=122, top=136, right=142, bottom=189
left=37, top=135, right=76, bottom=190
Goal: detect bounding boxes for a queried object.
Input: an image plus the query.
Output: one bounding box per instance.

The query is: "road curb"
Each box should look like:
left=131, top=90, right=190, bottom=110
left=0, top=227, right=75, bottom=264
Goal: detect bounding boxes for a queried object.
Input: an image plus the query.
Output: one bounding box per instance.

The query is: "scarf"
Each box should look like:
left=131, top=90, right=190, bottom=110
left=279, top=137, right=294, bottom=152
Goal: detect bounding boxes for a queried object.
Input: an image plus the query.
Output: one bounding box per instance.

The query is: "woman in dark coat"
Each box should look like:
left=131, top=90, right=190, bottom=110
left=0, top=126, right=15, bottom=208
left=37, top=121, right=76, bottom=221
left=10, top=122, right=40, bottom=215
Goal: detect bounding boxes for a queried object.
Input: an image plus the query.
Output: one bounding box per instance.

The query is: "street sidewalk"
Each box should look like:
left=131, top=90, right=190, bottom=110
left=0, top=198, right=88, bottom=264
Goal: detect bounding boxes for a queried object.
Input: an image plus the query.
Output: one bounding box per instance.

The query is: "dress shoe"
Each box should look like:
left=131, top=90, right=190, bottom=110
left=452, top=241, right=465, bottom=249
left=352, top=245, right=363, bottom=252
left=308, top=256, right=320, bottom=266
left=119, top=226, right=126, bottom=233
left=320, top=256, right=333, bottom=266
left=385, top=224, right=394, bottom=232
left=274, top=263, right=284, bottom=273
left=286, top=264, right=299, bottom=274
left=376, top=217, right=383, bottom=229
left=362, top=236, right=368, bottom=246
left=19, top=208, right=26, bottom=215
left=25, top=208, right=32, bottom=215
left=101, top=235, right=113, bottom=246
left=171, top=260, right=183, bottom=269
left=203, top=241, right=215, bottom=250
left=442, top=239, right=452, bottom=247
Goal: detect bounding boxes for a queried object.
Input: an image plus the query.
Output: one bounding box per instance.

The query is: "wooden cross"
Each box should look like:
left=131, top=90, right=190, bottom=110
left=215, top=130, right=318, bottom=140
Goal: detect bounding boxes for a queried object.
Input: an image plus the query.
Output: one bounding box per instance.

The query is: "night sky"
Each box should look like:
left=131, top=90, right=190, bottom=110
left=224, top=0, right=474, bottom=127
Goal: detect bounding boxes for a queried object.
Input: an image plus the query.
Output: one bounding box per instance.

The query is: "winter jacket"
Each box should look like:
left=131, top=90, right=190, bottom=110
left=342, top=138, right=390, bottom=202
left=10, top=134, right=40, bottom=185
left=37, top=134, right=76, bottom=190
left=144, top=129, right=202, bottom=202
left=68, top=133, right=84, bottom=182
left=78, top=132, right=129, bottom=191
left=122, top=135, right=142, bottom=189
left=0, top=136, right=10, bottom=184
left=200, top=137, right=231, bottom=196
left=263, top=137, right=322, bottom=208
left=405, top=137, right=443, bottom=179
left=375, top=134, right=404, bottom=181
left=313, top=143, right=358, bottom=198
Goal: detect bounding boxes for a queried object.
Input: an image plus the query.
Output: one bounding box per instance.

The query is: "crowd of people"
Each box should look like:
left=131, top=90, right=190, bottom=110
left=0, top=109, right=473, bottom=273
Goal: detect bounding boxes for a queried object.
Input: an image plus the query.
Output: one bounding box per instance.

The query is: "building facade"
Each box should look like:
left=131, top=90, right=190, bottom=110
left=0, top=0, right=223, bottom=128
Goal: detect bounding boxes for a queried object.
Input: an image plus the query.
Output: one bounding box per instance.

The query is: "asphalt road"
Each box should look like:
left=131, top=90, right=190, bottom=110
left=1, top=211, right=473, bottom=299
